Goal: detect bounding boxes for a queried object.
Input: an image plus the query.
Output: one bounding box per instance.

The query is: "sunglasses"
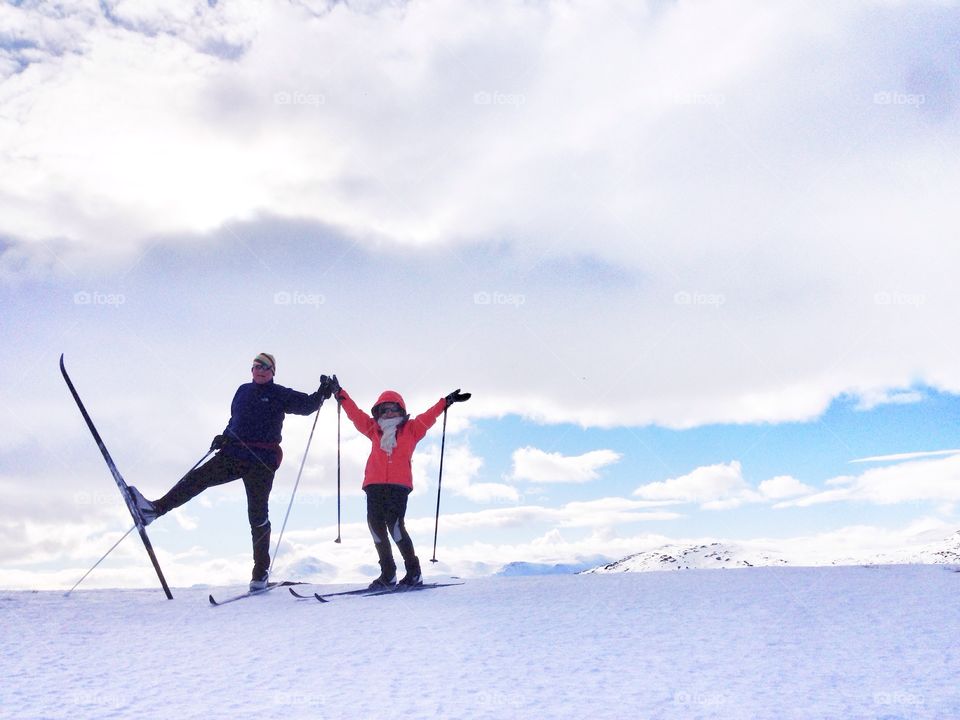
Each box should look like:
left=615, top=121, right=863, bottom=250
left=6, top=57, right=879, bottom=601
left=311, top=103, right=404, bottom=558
left=376, top=403, right=403, bottom=415
left=251, top=363, right=273, bottom=372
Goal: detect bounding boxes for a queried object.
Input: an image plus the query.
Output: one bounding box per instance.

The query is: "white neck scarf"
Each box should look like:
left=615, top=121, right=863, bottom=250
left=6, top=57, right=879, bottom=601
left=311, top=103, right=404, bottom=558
left=378, top=416, right=404, bottom=455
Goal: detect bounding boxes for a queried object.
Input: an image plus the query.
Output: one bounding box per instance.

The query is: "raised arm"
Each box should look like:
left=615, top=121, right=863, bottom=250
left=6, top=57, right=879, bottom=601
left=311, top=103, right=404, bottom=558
left=406, top=397, right=449, bottom=443
left=336, top=387, right=378, bottom=439
left=281, top=385, right=323, bottom=416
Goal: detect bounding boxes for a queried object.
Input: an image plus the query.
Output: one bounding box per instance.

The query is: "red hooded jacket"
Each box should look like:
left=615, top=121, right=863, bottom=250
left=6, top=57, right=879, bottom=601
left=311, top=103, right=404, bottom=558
left=338, top=389, right=447, bottom=490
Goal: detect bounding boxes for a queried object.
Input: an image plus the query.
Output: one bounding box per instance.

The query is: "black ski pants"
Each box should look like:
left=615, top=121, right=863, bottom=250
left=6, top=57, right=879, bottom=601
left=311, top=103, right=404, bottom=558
left=365, top=484, right=419, bottom=577
left=154, top=453, right=275, bottom=578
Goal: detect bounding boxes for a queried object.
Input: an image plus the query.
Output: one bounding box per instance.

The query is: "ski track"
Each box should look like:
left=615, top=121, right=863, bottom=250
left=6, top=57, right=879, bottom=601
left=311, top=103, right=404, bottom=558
left=2, top=566, right=959, bottom=720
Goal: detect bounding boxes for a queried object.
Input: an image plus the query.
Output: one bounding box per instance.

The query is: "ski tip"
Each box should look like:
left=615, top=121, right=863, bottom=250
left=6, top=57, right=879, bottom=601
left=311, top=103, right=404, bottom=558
left=314, top=593, right=329, bottom=603
left=208, top=594, right=218, bottom=606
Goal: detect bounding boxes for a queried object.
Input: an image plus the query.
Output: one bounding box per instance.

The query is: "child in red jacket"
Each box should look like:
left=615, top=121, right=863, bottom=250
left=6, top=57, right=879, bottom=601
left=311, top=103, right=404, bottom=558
left=330, top=377, right=469, bottom=588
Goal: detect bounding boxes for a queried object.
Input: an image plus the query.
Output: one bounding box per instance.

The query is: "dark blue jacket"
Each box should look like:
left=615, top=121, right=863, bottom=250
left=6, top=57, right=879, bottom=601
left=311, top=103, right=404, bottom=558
left=221, top=380, right=322, bottom=469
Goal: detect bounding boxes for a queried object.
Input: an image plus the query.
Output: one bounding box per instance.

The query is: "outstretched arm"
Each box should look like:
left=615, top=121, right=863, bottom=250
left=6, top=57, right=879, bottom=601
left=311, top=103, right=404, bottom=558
left=407, top=397, right=449, bottom=443
left=337, top=387, right=377, bottom=438
left=282, top=386, right=323, bottom=416
left=408, top=389, right=471, bottom=443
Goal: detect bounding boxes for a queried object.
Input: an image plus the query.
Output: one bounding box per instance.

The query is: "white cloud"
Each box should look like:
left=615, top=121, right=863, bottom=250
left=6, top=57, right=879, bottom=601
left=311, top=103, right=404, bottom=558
left=389, top=515, right=959, bottom=579
left=399, top=497, right=680, bottom=535
left=413, top=442, right=521, bottom=504
left=850, top=387, right=926, bottom=412
left=758, top=475, right=815, bottom=501
left=170, top=508, right=199, bottom=531
left=778, top=454, right=960, bottom=509
left=850, top=449, right=960, bottom=464
left=633, top=462, right=815, bottom=509
left=634, top=461, right=755, bottom=508
left=509, top=447, right=622, bottom=484
left=556, top=498, right=682, bottom=528
left=2, top=1, right=960, bottom=432
left=7, top=515, right=957, bottom=590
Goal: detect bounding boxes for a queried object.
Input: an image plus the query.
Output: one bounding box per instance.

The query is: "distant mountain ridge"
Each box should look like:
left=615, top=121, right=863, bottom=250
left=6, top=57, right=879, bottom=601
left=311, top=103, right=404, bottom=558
left=581, top=531, right=960, bottom=574
left=582, top=542, right=789, bottom=574
left=497, top=558, right=610, bottom=577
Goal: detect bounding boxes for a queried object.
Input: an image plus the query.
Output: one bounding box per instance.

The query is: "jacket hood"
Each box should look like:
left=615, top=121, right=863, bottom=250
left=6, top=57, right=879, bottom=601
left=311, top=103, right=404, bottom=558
left=371, top=390, right=406, bottom=416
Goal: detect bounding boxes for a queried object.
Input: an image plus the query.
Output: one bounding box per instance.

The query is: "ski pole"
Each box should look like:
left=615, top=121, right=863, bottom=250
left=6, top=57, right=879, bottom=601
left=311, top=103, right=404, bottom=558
left=182, top=448, right=215, bottom=477
left=429, top=406, right=449, bottom=563
left=269, top=397, right=323, bottom=573
left=334, top=399, right=342, bottom=543
left=63, top=448, right=213, bottom=597
left=64, top=524, right=136, bottom=597
left=60, top=354, right=174, bottom=599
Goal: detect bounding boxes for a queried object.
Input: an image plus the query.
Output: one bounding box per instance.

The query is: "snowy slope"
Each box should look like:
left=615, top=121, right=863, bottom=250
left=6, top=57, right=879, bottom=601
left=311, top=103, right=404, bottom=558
left=3, top=566, right=959, bottom=720
left=883, top=530, right=960, bottom=565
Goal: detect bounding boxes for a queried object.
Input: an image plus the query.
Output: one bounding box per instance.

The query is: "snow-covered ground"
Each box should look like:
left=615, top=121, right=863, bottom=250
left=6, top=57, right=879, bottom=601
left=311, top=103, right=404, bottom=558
left=3, top=566, right=958, bottom=720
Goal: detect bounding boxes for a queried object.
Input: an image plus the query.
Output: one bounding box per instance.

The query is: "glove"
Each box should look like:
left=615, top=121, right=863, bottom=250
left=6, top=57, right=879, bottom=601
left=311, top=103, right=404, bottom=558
left=327, top=374, right=341, bottom=399
left=210, top=434, right=228, bottom=451
left=445, top=389, right=471, bottom=407
left=318, top=375, right=332, bottom=400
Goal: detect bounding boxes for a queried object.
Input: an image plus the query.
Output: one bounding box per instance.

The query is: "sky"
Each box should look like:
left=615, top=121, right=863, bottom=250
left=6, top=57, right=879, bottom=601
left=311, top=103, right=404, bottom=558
left=2, top=0, right=959, bottom=590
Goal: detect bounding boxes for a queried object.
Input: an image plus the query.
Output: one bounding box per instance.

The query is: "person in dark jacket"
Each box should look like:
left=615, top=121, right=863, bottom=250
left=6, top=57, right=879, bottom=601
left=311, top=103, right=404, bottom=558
left=129, top=353, right=334, bottom=590
left=330, top=376, right=470, bottom=589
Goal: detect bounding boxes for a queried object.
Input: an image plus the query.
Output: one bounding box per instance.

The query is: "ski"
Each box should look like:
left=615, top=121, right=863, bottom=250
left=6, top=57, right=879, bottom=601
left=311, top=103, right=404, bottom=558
left=293, top=581, right=464, bottom=602
left=290, top=585, right=378, bottom=602
left=288, top=587, right=325, bottom=601
left=365, top=581, right=464, bottom=597
left=60, top=354, right=174, bottom=600
left=209, top=581, right=305, bottom=606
